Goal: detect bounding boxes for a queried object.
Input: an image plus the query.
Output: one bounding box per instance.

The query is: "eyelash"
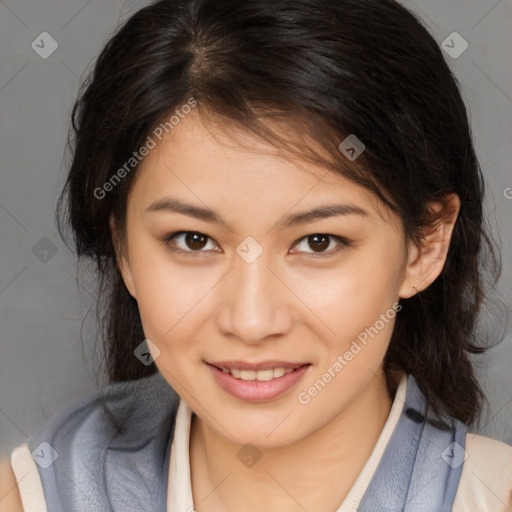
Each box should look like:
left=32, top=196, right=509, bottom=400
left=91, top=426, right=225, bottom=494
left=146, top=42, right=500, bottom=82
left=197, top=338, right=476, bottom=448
left=161, top=231, right=351, bottom=258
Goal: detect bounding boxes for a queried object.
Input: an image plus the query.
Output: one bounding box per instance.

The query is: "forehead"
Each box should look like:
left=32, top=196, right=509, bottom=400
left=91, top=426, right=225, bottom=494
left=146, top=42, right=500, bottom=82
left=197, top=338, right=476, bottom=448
left=128, top=109, right=392, bottom=224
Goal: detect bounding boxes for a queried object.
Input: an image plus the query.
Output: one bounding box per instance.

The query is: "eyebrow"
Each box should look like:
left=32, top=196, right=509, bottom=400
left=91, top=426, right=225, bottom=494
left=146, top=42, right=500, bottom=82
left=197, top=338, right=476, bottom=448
left=145, top=197, right=369, bottom=231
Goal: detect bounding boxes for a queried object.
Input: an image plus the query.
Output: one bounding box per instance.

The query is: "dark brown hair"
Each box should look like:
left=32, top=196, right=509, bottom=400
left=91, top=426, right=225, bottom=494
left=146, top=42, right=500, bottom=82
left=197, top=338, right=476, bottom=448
left=56, top=0, right=504, bottom=426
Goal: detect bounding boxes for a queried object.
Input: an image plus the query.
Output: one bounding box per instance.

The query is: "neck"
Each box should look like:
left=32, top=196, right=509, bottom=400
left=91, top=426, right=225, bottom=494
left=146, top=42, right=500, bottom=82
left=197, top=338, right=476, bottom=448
left=190, top=369, right=394, bottom=512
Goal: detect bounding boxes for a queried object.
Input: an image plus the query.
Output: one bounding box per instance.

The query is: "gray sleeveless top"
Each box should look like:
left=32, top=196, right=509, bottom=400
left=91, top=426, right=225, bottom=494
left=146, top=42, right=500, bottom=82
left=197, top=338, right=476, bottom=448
left=26, top=371, right=467, bottom=511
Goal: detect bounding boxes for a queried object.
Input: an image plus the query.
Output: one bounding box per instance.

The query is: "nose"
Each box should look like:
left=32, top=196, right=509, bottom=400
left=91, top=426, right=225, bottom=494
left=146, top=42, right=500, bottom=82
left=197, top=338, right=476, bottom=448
left=215, top=251, right=294, bottom=345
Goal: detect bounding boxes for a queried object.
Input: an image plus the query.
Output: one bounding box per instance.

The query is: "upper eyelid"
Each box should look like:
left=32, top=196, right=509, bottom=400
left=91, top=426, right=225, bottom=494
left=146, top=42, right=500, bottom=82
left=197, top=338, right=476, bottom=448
left=166, top=231, right=219, bottom=251
left=290, top=234, right=348, bottom=254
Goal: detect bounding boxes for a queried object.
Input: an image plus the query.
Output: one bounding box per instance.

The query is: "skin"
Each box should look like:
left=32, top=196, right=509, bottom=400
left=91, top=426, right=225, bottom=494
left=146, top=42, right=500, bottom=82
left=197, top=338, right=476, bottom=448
left=112, top=109, right=459, bottom=512
left=0, top=458, right=23, bottom=512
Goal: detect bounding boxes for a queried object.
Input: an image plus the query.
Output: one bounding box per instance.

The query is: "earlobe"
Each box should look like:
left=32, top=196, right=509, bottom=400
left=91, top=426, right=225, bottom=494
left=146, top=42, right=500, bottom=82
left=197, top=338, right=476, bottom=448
left=398, top=194, right=460, bottom=299
left=110, top=215, right=137, bottom=300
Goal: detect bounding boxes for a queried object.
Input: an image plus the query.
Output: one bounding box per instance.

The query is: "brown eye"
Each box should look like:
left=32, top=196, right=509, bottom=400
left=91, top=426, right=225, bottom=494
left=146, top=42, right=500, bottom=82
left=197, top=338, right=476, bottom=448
left=292, top=234, right=349, bottom=256
left=163, top=231, right=219, bottom=254
left=184, top=232, right=208, bottom=250
left=308, top=234, right=330, bottom=252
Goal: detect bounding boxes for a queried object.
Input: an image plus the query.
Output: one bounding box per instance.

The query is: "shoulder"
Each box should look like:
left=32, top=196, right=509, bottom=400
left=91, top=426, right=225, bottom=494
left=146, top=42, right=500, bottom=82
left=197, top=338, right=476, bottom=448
left=453, top=433, right=512, bottom=512
left=0, top=456, right=24, bottom=512
left=27, top=370, right=179, bottom=453
left=4, top=372, right=180, bottom=512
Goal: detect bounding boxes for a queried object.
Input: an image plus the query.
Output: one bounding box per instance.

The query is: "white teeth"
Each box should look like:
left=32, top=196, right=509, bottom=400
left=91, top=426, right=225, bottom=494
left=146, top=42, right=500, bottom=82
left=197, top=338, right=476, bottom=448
left=222, top=367, right=298, bottom=381
left=273, top=368, right=286, bottom=378
left=240, top=370, right=257, bottom=381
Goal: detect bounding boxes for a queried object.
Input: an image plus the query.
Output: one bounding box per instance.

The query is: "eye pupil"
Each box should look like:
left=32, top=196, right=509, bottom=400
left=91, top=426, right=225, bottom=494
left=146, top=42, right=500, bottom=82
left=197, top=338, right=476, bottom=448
left=186, top=232, right=208, bottom=250
left=309, top=234, right=330, bottom=252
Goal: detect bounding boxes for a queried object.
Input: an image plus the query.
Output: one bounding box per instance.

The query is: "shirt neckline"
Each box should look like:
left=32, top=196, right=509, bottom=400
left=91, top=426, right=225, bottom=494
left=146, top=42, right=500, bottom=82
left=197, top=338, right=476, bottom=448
left=166, top=372, right=408, bottom=512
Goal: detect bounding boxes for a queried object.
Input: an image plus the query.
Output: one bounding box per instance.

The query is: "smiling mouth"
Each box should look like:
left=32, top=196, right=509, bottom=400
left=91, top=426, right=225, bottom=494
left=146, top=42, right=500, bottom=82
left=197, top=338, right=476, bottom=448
left=208, top=363, right=310, bottom=382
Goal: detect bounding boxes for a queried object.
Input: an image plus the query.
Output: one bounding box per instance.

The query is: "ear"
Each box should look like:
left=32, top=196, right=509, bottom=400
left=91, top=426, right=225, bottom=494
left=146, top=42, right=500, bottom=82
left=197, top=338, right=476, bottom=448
left=398, top=194, right=460, bottom=299
left=110, top=215, right=137, bottom=300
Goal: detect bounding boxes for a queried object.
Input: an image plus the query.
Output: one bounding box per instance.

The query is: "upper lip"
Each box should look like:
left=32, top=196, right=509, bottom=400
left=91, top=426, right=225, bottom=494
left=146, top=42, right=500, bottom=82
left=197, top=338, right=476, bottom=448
left=208, top=360, right=310, bottom=371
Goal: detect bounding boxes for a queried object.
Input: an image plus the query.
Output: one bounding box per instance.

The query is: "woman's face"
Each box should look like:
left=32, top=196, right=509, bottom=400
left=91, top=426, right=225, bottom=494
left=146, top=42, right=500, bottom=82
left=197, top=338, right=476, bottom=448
left=115, top=110, right=414, bottom=448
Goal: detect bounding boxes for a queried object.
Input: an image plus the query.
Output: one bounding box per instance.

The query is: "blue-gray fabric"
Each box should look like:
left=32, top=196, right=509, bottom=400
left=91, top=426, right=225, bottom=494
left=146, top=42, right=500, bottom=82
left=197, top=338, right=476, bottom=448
left=357, top=375, right=467, bottom=511
left=26, top=371, right=466, bottom=511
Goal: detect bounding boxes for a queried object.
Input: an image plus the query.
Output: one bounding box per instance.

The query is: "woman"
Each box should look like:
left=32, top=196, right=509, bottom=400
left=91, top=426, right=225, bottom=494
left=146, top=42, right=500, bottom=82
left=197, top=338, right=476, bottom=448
left=2, top=0, right=511, bottom=510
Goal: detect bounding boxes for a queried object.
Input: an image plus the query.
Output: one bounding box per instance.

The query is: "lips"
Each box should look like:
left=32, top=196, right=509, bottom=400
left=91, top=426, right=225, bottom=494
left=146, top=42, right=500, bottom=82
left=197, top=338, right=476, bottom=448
left=207, top=362, right=311, bottom=402
left=208, top=360, right=309, bottom=371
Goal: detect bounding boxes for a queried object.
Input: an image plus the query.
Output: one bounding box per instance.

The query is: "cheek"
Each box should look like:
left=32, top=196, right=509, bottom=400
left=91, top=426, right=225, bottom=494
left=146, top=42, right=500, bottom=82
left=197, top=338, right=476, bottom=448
left=293, top=246, right=403, bottom=347
left=128, top=246, right=212, bottom=348
left=293, top=257, right=401, bottom=426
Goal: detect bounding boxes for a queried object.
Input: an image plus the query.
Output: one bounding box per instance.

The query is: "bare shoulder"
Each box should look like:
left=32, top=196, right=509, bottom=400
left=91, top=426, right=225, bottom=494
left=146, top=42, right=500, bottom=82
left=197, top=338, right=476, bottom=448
left=0, top=456, right=23, bottom=512
left=453, top=433, right=512, bottom=512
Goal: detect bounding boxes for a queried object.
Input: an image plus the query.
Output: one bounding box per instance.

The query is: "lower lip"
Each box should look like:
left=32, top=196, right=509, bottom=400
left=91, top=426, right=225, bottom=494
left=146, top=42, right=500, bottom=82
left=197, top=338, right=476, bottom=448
left=207, top=363, right=311, bottom=402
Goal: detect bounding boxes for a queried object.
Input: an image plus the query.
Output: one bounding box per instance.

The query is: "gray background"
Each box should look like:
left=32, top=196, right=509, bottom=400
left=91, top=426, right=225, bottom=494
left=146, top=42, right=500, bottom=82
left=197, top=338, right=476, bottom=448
left=1, top=0, right=511, bottom=458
